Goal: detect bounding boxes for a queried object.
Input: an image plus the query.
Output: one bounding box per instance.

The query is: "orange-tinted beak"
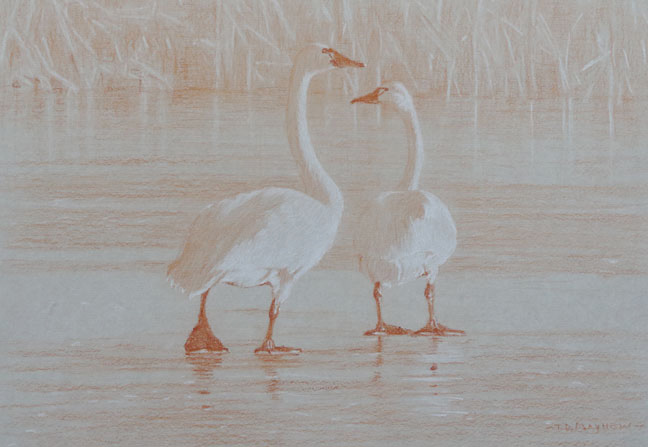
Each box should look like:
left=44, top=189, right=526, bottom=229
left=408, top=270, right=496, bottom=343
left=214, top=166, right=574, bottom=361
left=322, top=48, right=365, bottom=68
left=350, top=87, right=389, bottom=104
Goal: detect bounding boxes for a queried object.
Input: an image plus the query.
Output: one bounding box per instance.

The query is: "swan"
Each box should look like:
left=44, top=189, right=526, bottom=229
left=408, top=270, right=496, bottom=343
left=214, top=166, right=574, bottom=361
left=168, top=44, right=364, bottom=354
left=350, top=82, right=464, bottom=336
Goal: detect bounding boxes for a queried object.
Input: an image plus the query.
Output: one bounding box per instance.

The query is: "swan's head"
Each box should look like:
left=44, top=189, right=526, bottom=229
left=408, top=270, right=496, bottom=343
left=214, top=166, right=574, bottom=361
left=297, top=44, right=365, bottom=75
left=350, top=81, right=414, bottom=112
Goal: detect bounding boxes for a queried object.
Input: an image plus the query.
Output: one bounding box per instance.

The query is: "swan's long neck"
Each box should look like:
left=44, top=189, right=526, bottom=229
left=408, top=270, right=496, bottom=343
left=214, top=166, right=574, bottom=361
left=397, top=106, right=424, bottom=191
left=286, top=62, right=343, bottom=211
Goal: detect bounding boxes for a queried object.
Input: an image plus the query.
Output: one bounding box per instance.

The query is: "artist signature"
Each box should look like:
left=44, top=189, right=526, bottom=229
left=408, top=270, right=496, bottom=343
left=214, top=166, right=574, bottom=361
left=546, top=421, right=645, bottom=434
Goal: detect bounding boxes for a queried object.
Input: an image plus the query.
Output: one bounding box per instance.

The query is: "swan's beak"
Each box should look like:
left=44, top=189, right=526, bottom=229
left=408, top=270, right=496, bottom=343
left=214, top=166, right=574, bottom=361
left=322, top=48, right=365, bottom=68
left=350, top=87, right=388, bottom=104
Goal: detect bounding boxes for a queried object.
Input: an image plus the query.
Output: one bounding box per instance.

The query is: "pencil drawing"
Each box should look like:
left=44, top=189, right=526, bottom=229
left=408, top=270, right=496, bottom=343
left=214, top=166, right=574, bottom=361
left=1, top=1, right=647, bottom=446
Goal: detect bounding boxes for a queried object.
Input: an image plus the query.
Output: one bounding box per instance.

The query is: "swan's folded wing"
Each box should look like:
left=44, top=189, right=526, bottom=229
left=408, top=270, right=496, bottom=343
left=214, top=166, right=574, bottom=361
left=167, top=189, right=286, bottom=295
left=354, top=190, right=456, bottom=263
left=167, top=188, right=330, bottom=295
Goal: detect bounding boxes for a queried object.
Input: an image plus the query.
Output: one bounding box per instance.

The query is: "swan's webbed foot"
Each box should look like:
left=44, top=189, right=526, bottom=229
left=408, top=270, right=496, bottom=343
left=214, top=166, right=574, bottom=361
left=184, top=322, right=229, bottom=353
left=414, top=323, right=465, bottom=336
left=254, top=338, right=302, bottom=355
left=364, top=323, right=413, bottom=336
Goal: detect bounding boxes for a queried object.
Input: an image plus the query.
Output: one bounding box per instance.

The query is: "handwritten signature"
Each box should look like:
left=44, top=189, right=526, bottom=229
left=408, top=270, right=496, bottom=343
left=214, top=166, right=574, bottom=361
left=546, top=421, right=645, bottom=434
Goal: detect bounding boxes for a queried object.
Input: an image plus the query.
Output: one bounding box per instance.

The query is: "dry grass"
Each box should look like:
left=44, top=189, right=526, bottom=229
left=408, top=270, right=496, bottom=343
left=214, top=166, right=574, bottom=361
left=1, top=0, right=647, bottom=99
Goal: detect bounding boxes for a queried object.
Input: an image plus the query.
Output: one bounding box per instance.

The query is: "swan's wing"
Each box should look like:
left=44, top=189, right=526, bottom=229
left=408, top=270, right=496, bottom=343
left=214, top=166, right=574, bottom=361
left=354, top=190, right=456, bottom=264
left=215, top=189, right=337, bottom=275
left=168, top=188, right=334, bottom=295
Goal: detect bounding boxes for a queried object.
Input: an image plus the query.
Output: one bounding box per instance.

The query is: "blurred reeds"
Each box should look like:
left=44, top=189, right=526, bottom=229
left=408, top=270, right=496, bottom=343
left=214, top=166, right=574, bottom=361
left=1, top=0, right=647, bottom=99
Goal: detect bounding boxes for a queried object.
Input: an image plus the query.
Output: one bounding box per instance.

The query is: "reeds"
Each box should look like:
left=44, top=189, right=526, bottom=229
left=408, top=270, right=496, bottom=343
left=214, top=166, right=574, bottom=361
left=1, top=0, right=647, bottom=99
left=0, top=0, right=183, bottom=91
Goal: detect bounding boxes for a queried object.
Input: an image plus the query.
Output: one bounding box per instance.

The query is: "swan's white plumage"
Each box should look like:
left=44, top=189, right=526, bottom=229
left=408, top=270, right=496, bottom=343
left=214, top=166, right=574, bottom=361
left=355, top=190, right=456, bottom=287
left=352, top=82, right=456, bottom=288
left=167, top=44, right=357, bottom=317
left=168, top=187, right=340, bottom=297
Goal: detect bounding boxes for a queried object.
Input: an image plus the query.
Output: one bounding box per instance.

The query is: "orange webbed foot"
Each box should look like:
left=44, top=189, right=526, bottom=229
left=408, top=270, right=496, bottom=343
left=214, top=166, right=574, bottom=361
left=185, top=325, right=229, bottom=353
left=364, top=323, right=413, bottom=336
left=254, top=339, right=302, bottom=355
left=413, top=323, right=465, bottom=336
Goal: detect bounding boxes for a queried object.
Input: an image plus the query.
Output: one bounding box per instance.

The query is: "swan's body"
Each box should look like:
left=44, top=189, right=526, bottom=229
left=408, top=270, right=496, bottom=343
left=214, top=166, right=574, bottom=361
left=356, top=189, right=456, bottom=288
left=168, top=187, right=339, bottom=294
left=168, top=45, right=363, bottom=353
left=351, top=82, right=463, bottom=336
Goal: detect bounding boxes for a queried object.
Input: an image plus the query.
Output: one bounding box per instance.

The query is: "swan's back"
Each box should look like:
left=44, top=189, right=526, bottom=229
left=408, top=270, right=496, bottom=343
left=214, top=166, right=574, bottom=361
left=354, top=190, right=456, bottom=284
left=168, top=187, right=340, bottom=296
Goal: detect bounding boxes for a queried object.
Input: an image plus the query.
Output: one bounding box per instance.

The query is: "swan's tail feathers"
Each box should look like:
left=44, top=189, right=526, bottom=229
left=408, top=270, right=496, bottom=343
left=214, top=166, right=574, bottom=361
left=166, top=260, right=188, bottom=296
left=167, top=258, right=204, bottom=297
left=167, top=256, right=222, bottom=299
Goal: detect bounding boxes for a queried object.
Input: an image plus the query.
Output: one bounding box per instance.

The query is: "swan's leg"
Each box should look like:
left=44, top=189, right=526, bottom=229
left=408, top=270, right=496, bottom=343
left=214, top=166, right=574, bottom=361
left=255, top=281, right=301, bottom=354
left=364, top=282, right=411, bottom=335
left=185, top=289, right=229, bottom=353
left=414, top=282, right=464, bottom=336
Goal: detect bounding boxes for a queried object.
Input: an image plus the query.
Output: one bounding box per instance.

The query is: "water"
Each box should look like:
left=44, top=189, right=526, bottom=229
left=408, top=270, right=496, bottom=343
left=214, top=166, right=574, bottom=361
left=1, top=89, right=647, bottom=446
left=3, top=330, right=646, bottom=446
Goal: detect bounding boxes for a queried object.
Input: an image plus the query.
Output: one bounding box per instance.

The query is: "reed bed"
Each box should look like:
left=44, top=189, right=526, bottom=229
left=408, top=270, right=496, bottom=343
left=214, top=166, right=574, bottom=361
left=1, top=0, right=647, bottom=99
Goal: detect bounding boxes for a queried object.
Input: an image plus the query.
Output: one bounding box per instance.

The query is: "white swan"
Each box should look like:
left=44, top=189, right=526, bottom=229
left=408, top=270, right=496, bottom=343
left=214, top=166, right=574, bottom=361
left=168, top=45, right=364, bottom=354
left=350, top=82, right=464, bottom=336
